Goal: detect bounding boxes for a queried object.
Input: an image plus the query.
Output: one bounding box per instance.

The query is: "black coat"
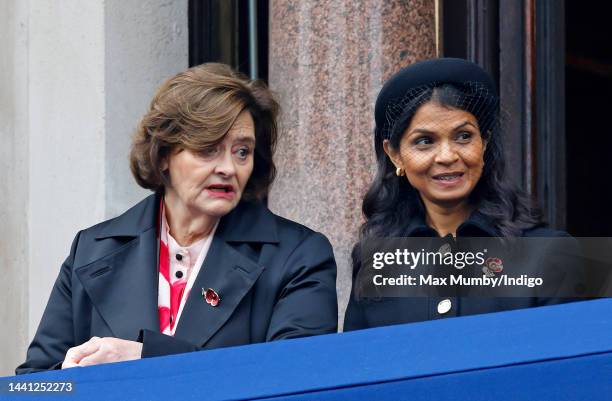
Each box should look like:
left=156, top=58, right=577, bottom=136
left=17, top=194, right=338, bottom=374
left=344, top=211, right=580, bottom=331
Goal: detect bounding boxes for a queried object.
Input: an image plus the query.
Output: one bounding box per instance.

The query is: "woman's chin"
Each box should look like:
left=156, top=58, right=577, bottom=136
left=196, top=199, right=239, bottom=218
left=424, top=191, right=471, bottom=208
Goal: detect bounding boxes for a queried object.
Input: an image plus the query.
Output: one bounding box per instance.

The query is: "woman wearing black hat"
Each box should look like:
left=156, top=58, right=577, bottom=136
left=344, top=58, right=581, bottom=330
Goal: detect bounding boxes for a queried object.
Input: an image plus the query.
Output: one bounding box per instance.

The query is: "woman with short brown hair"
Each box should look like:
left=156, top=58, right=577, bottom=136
left=130, top=63, right=277, bottom=200
left=17, top=63, right=338, bottom=374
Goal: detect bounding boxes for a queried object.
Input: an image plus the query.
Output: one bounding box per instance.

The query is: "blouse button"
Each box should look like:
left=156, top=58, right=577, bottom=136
left=175, top=253, right=183, bottom=261
left=175, top=270, right=184, bottom=279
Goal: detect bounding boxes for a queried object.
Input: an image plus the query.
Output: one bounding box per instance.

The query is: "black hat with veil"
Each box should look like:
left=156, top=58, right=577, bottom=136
left=374, top=58, right=500, bottom=148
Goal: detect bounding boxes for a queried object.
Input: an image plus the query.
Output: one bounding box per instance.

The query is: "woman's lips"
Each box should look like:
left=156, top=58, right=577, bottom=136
left=205, top=185, right=236, bottom=200
left=431, top=172, right=465, bottom=187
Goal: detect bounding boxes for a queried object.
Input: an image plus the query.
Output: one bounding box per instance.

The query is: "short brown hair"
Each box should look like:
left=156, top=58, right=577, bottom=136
left=130, top=63, right=279, bottom=201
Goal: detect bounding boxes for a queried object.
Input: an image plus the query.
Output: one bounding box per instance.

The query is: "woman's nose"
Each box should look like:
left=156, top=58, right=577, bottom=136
left=214, top=150, right=236, bottom=177
left=434, top=141, right=459, bottom=165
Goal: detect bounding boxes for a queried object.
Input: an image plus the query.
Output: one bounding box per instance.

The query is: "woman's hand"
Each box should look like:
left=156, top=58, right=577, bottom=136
left=61, top=336, right=143, bottom=368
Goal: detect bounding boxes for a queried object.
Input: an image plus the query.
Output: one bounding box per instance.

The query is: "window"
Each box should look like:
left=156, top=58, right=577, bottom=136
left=189, top=0, right=269, bottom=82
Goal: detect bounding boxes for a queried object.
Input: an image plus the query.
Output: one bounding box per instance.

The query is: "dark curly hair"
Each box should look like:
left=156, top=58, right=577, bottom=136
left=352, top=83, right=542, bottom=295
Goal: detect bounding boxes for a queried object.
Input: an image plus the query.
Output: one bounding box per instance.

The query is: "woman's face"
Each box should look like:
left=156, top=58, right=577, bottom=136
left=164, top=110, right=255, bottom=218
left=384, top=101, right=486, bottom=208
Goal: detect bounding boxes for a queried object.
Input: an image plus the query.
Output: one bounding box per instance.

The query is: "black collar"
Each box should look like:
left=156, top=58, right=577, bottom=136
left=215, top=200, right=279, bottom=243
left=457, top=210, right=500, bottom=237
left=404, top=209, right=500, bottom=237
left=94, top=194, right=159, bottom=239
left=95, top=193, right=279, bottom=243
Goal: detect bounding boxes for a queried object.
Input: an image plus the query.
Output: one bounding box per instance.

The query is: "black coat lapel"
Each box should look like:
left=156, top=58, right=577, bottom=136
left=73, top=196, right=275, bottom=346
left=74, top=195, right=161, bottom=341
left=173, top=235, right=265, bottom=346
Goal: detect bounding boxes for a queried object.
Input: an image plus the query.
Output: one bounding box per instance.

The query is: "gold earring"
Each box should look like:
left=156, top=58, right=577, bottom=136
left=396, top=167, right=405, bottom=177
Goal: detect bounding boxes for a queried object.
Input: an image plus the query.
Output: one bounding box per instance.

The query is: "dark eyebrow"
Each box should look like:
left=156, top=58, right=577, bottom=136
left=408, top=121, right=479, bottom=137
left=407, top=128, right=436, bottom=136
left=407, top=120, right=480, bottom=138
left=453, top=121, right=479, bottom=131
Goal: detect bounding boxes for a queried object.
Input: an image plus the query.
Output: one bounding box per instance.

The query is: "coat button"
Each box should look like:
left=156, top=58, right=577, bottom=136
left=437, top=299, right=452, bottom=314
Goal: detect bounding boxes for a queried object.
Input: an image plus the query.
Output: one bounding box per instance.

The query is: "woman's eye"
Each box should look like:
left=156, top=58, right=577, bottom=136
left=414, top=136, right=433, bottom=146
left=235, top=147, right=252, bottom=159
left=456, top=131, right=472, bottom=142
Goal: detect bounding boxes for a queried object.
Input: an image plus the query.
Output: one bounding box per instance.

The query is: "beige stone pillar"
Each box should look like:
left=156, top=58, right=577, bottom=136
left=268, top=0, right=436, bottom=327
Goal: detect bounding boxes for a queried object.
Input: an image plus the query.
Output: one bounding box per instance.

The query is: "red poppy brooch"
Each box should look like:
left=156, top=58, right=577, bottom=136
left=482, top=257, right=503, bottom=277
left=202, top=288, right=221, bottom=307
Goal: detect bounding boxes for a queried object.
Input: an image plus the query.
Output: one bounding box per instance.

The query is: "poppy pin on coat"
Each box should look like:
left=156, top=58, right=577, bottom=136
left=482, top=257, right=504, bottom=277
left=202, top=288, right=220, bottom=307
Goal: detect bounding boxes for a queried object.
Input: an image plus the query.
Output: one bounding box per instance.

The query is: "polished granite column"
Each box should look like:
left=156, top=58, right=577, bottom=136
left=268, top=0, right=436, bottom=327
